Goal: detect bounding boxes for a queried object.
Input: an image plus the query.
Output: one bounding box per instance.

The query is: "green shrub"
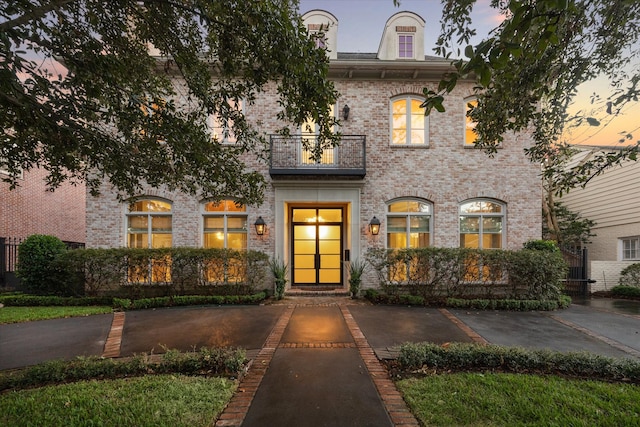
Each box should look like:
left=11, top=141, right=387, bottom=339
left=269, top=257, right=288, bottom=300
left=619, top=263, right=640, bottom=287
left=16, top=235, right=70, bottom=295
left=0, top=347, right=246, bottom=392
left=610, top=285, right=640, bottom=298
left=397, top=342, right=640, bottom=384
left=522, top=239, right=560, bottom=252
left=0, top=294, right=113, bottom=307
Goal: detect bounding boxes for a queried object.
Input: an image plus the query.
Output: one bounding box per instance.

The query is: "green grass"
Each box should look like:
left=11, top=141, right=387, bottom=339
left=0, top=306, right=113, bottom=324
left=0, top=374, right=236, bottom=427
left=398, top=373, right=640, bottom=426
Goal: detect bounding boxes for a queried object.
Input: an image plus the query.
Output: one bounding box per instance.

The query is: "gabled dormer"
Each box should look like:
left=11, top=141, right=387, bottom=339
left=377, top=11, right=425, bottom=61
left=301, top=9, right=338, bottom=60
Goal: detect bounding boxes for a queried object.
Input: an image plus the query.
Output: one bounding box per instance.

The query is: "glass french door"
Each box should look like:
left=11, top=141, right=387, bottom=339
left=300, top=105, right=336, bottom=166
left=291, top=208, right=343, bottom=286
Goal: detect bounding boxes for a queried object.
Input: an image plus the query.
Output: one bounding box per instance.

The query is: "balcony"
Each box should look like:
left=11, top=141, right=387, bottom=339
left=269, top=135, right=366, bottom=178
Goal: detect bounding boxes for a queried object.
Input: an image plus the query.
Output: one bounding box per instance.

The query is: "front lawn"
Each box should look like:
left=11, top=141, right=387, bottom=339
left=398, top=373, right=640, bottom=426
left=0, top=375, right=235, bottom=427
left=0, top=306, right=113, bottom=324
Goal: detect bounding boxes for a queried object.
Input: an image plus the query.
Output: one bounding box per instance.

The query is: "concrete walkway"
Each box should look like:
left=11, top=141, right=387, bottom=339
left=1, top=297, right=639, bottom=426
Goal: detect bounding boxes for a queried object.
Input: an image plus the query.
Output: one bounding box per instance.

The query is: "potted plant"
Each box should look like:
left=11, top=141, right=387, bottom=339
left=269, top=257, right=288, bottom=300
left=347, top=258, right=367, bottom=299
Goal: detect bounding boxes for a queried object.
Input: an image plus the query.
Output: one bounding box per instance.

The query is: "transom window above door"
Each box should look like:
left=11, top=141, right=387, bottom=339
left=391, top=96, right=428, bottom=146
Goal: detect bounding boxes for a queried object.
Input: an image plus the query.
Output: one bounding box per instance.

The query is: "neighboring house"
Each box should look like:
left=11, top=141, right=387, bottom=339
left=86, top=10, right=541, bottom=292
left=559, top=145, right=640, bottom=292
left=1, top=166, right=86, bottom=243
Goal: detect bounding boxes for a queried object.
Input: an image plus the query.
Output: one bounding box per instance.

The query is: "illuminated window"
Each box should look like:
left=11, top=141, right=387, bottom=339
left=391, top=96, right=428, bottom=146
left=465, top=98, right=478, bottom=146
left=202, top=200, right=247, bottom=250
left=300, top=104, right=336, bottom=165
left=208, top=99, right=243, bottom=144
left=386, top=199, right=432, bottom=249
left=126, top=198, right=172, bottom=283
left=459, top=200, right=504, bottom=250
left=398, top=34, right=414, bottom=58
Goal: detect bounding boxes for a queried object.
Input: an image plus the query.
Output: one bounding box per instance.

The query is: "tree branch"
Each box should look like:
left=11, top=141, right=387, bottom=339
left=0, top=0, right=77, bottom=32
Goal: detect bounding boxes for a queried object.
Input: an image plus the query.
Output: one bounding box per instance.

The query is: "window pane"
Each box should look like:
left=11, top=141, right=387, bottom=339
left=410, top=232, right=430, bottom=248
left=318, top=209, right=342, bottom=222
left=151, top=233, right=172, bottom=248
left=388, top=233, right=407, bottom=249
left=410, top=216, right=429, bottom=232
left=388, top=201, right=408, bottom=212
left=128, top=233, right=148, bottom=248
left=410, top=130, right=424, bottom=145
left=483, top=233, right=502, bottom=249
left=482, top=202, right=502, bottom=213
left=392, top=130, right=407, bottom=145
left=151, top=216, right=172, bottom=232
left=465, top=99, right=478, bottom=145
left=483, top=217, right=502, bottom=233
left=227, top=233, right=247, bottom=250
left=392, top=99, right=406, bottom=115
left=460, top=233, right=479, bottom=248
left=204, top=217, right=224, bottom=231
left=227, top=217, right=247, bottom=232
left=292, top=209, right=317, bottom=222
left=460, top=217, right=479, bottom=233
left=130, top=200, right=171, bottom=212
left=204, top=233, right=225, bottom=249
left=128, top=216, right=148, bottom=232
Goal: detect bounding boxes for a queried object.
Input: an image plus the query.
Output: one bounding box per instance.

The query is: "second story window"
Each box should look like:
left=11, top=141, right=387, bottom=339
left=465, top=98, right=478, bottom=146
left=208, top=99, right=243, bottom=144
left=398, top=34, right=414, bottom=58
left=391, top=96, right=428, bottom=146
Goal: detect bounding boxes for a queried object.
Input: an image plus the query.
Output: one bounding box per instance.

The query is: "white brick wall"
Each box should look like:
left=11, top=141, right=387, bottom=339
left=589, top=261, right=634, bottom=292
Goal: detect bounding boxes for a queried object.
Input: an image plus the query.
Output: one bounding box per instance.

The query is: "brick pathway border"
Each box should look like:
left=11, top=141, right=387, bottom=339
left=340, top=305, right=420, bottom=426
left=215, top=305, right=295, bottom=427
left=438, top=308, right=489, bottom=344
left=102, top=311, right=125, bottom=358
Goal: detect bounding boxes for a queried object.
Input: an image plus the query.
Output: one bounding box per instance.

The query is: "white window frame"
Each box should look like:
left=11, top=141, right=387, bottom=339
left=385, top=198, right=433, bottom=249
left=390, top=95, right=429, bottom=147
left=202, top=200, right=248, bottom=250
left=620, top=236, right=640, bottom=261
left=208, top=99, right=244, bottom=144
left=397, top=33, right=414, bottom=59
left=459, top=199, right=506, bottom=250
left=125, top=198, right=173, bottom=249
left=464, top=97, right=478, bottom=147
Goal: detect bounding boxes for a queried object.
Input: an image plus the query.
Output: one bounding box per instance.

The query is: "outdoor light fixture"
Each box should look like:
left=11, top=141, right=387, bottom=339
left=369, top=216, right=381, bottom=235
left=254, top=216, right=266, bottom=236
left=342, top=104, right=350, bottom=121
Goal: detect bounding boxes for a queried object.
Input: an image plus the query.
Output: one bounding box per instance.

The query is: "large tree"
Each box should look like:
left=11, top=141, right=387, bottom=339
left=424, top=0, right=640, bottom=194
left=1, top=0, right=337, bottom=203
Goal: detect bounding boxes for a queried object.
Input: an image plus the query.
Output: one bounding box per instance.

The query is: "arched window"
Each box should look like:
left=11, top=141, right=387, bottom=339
left=391, top=96, right=428, bottom=146
left=459, top=200, right=504, bottom=249
left=202, top=200, right=247, bottom=249
left=464, top=97, right=478, bottom=146
left=126, top=198, right=172, bottom=249
left=386, top=199, right=432, bottom=248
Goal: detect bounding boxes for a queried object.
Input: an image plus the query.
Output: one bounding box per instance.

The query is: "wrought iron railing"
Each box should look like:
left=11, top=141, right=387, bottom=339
left=269, top=135, right=366, bottom=177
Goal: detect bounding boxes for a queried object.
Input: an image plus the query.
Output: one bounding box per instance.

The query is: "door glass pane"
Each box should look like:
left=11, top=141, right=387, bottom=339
left=294, top=225, right=316, bottom=239
left=320, top=269, right=341, bottom=283
left=295, top=255, right=315, bottom=269
left=319, top=240, right=340, bottom=254
left=296, top=240, right=316, bottom=254
left=292, top=209, right=316, bottom=222
left=318, top=209, right=342, bottom=222
left=321, top=254, right=341, bottom=269
left=295, top=269, right=316, bottom=283
left=319, top=225, right=341, bottom=240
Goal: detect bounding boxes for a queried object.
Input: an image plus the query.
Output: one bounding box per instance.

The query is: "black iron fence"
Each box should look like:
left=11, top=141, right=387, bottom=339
left=561, top=247, right=591, bottom=296
left=0, top=237, right=85, bottom=288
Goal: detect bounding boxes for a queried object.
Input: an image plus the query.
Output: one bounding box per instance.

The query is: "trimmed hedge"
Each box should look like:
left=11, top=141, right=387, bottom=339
left=363, top=289, right=571, bottom=311
left=58, top=247, right=269, bottom=297
left=0, top=292, right=268, bottom=309
left=16, top=235, right=72, bottom=296
left=366, top=247, right=567, bottom=301
left=397, top=342, right=640, bottom=384
left=0, top=347, right=246, bottom=392
left=610, top=285, right=640, bottom=298
left=619, top=263, right=640, bottom=287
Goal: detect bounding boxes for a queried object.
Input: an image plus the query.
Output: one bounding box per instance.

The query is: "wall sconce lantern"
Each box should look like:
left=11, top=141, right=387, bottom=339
left=369, top=216, right=381, bottom=235
left=342, top=104, right=350, bottom=121
left=254, top=216, right=266, bottom=236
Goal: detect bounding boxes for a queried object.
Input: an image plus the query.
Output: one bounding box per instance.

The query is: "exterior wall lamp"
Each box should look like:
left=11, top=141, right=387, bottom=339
left=254, top=216, right=266, bottom=236
left=369, top=216, right=381, bottom=235
left=342, top=104, right=350, bottom=121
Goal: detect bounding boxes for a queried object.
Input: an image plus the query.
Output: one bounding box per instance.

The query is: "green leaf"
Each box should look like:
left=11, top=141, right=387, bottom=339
left=586, top=117, right=601, bottom=126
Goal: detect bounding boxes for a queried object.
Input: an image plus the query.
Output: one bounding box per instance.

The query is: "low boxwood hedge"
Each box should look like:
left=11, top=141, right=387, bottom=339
left=397, top=342, right=640, bottom=384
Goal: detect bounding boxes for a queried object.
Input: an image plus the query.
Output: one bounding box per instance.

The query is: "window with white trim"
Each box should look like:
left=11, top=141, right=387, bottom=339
left=464, top=98, right=478, bottom=146
left=391, top=96, right=428, bottom=146
left=459, top=200, right=504, bottom=249
left=621, top=237, right=640, bottom=260
left=398, top=34, right=414, bottom=58
left=202, top=200, right=248, bottom=250
left=208, top=99, right=243, bottom=144
left=386, top=199, right=432, bottom=249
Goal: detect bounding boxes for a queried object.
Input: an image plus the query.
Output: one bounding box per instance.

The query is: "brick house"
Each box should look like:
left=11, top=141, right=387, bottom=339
left=559, top=146, right=640, bottom=291
left=86, top=10, right=541, bottom=292
left=1, top=166, right=86, bottom=243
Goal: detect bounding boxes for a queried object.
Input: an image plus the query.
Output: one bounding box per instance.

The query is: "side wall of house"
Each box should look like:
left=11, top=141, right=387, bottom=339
left=561, top=158, right=640, bottom=261
left=1, top=168, right=86, bottom=243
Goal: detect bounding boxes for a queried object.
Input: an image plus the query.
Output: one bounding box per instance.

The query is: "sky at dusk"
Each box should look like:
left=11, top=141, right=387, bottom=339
left=299, top=0, right=640, bottom=148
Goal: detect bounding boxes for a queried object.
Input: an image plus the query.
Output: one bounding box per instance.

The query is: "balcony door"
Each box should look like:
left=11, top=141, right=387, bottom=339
left=291, top=207, right=343, bottom=287
left=300, top=106, right=336, bottom=166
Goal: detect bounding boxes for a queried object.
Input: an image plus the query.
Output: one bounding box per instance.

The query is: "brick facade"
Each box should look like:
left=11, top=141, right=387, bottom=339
left=1, top=167, right=86, bottom=243
left=85, top=10, right=541, bottom=290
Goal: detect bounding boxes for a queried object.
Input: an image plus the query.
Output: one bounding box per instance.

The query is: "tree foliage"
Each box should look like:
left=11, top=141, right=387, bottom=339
left=425, top=0, right=640, bottom=193
left=1, top=0, right=337, bottom=203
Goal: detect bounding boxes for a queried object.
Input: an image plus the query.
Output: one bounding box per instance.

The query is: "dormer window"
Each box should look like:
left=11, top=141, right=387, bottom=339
left=398, top=34, right=414, bottom=58
left=308, top=24, right=328, bottom=49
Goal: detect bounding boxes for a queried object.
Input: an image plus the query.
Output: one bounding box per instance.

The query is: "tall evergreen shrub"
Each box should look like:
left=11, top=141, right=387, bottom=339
left=16, top=234, right=68, bottom=295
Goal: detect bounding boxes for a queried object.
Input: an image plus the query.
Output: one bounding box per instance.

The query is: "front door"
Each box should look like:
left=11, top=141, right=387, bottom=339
left=291, top=207, right=343, bottom=287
